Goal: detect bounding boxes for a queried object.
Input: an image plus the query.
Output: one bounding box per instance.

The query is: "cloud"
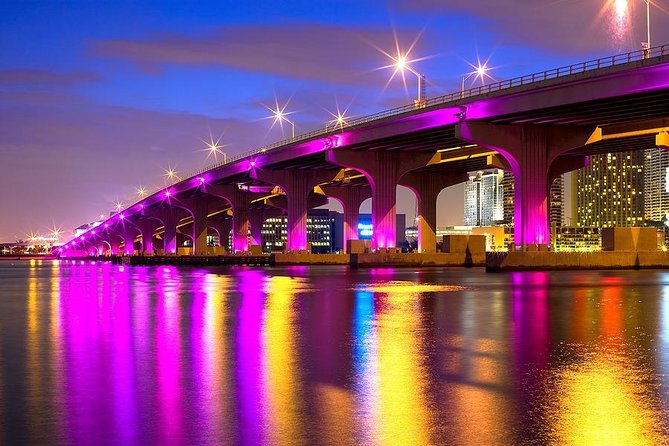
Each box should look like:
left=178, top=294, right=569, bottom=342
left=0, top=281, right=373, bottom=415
left=394, top=0, right=669, bottom=55
left=89, top=22, right=432, bottom=84
left=0, top=92, right=268, bottom=240
left=0, top=69, right=101, bottom=85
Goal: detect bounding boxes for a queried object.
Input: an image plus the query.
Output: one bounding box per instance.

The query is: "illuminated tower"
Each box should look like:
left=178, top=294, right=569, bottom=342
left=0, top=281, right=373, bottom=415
left=576, top=151, right=644, bottom=228
left=643, top=148, right=669, bottom=225
left=464, top=169, right=505, bottom=226
left=549, top=175, right=565, bottom=227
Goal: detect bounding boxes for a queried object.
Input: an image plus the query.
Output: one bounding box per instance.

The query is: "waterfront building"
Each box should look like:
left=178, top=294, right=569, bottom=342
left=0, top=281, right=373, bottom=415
left=464, top=170, right=505, bottom=226
left=552, top=226, right=601, bottom=252
left=644, top=148, right=669, bottom=225
left=549, top=175, right=565, bottom=227
left=576, top=151, right=644, bottom=228
left=261, top=209, right=338, bottom=253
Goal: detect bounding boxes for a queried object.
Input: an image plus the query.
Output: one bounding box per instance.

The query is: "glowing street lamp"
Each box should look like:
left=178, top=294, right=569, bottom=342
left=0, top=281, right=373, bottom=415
left=163, top=166, right=180, bottom=184
left=115, top=201, right=123, bottom=212
left=265, top=100, right=295, bottom=139
left=375, top=33, right=429, bottom=107
left=642, top=0, right=652, bottom=57
left=201, top=132, right=228, bottom=164
left=136, top=186, right=147, bottom=199
left=461, top=60, right=494, bottom=98
left=325, top=105, right=350, bottom=131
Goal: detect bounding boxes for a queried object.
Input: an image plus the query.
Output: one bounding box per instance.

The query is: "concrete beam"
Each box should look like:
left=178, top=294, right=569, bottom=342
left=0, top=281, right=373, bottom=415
left=456, top=122, right=596, bottom=248
left=251, top=169, right=337, bottom=251
left=399, top=172, right=468, bottom=252
left=326, top=148, right=437, bottom=249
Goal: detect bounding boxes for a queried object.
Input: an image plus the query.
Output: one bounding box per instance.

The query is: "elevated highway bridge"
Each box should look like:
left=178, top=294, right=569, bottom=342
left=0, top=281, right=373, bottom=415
left=61, top=45, right=669, bottom=257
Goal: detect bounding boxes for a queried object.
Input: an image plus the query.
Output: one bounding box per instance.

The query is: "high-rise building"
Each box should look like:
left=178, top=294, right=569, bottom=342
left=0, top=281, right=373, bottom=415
left=576, top=151, right=644, bottom=228
left=464, top=170, right=505, bottom=226
left=643, top=148, right=669, bottom=225
left=549, top=175, right=565, bottom=227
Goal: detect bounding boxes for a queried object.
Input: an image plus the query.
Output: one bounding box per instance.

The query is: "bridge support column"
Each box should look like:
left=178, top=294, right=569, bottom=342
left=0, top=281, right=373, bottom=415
left=456, top=122, right=595, bottom=249
left=143, top=208, right=187, bottom=255
left=121, top=227, right=138, bottom=256
left=320, top=185, right=371, bottom=253
left=204, top=185, right=261, bottom=253
left=109, top=236, right=121, bottom=256
left=399, top=172, right=468, bottom=252
left=251, top=169, right=336, bottom=251
left=132, top=219, right=162, bottom=255
left=209, top=218, right=232, bottom=250
left=326, top=149, right=436, bottom=249
left=178, top=199, right=210, bottom=256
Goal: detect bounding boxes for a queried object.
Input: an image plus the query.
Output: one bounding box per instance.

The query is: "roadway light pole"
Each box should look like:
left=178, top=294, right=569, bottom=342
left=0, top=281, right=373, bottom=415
left=643, top=0, right=651, bottom=58
left=461, top=63, right=491, bottom=99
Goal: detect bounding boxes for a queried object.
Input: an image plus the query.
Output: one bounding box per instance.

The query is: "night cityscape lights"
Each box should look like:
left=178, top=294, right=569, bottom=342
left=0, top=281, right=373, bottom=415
left=265, top=99, right=296, bottom=139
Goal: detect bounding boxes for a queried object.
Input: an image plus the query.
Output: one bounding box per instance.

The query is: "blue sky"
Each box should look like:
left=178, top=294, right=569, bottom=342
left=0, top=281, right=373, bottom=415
left=1, top=0, right=666, bottom=241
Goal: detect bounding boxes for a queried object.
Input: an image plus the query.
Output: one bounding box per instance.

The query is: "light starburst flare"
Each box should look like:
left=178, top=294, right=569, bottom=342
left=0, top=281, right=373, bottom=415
left=200, top=129, right=228, bottom=164
left=163, top=165, right=181, bottom=184
left=326, top=102, right=352, bottom=131
left=137, top=186, right=147, bottom=198
left=263, top=98, right=296, bottom=138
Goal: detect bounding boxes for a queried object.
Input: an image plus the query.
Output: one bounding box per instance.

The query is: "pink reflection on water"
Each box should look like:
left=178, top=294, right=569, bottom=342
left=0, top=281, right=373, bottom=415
left=236, top=269, right=266, bottom=444
left=155, top=266, right=184, bottom=445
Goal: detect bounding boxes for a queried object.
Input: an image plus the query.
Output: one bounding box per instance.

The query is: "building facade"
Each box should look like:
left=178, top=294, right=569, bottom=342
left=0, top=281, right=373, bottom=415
left=464, top=170, right=505, bottom=226
left=643, top=147, right=669, bottom=225
left=576, top=151, right=644, bottom=228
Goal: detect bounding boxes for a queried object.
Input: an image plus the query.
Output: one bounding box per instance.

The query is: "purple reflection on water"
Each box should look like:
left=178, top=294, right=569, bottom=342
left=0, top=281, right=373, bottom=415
left=155, top=266, right=184, bottom=445
left=235, top=269, right=266, bottom=444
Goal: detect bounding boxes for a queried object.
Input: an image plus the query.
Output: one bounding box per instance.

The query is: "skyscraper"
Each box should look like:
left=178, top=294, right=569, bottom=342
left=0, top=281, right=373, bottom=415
left=549, top=175, right=565, bottom=227
left=643, top=148, right=669, bottom=225
left=464, top=170, right=505, bottom=226
left=576, top=151, right=644, bottom=228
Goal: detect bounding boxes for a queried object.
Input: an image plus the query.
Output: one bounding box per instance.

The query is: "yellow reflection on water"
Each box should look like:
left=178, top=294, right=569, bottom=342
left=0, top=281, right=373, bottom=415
left=200, top=273, right=232, bottom=439
left=359, top=281, right=464, bottom=294
left=550, top=356, right=664, bottom=446
left=261, top=276, right=305, bottom=444
left=26, top=260, right=42, bottom=442
left=373, top=285, right=432, bottom=445
left=49, top=260, right=64, bottom=441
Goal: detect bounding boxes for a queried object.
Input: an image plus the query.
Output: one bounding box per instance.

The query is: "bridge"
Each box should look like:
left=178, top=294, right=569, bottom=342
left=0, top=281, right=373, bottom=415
left=60, top=45, right=669, bottom=259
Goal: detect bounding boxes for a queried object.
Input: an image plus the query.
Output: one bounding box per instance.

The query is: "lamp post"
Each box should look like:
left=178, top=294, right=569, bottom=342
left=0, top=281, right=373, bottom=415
left=392, top=55, right=427, bottom=107
left=461, top=62, right=491, bottom=99
left=642, top=0, right=651, bottom=58
left=267, top=102, right=295, bottom=139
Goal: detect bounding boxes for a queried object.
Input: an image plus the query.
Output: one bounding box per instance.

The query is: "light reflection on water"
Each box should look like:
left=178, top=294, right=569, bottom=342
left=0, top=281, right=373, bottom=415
left=1, top=261, right=669, bottom=445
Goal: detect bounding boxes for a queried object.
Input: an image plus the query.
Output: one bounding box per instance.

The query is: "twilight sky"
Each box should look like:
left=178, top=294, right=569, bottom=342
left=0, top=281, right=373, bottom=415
left=1, top=0, right=667, bottom=242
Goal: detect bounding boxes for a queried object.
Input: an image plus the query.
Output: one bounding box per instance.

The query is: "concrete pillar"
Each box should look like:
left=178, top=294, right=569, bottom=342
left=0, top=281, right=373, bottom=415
left=179, top=198, right=210, bottom=256
left=326, top=149, right=437, bottom=249
left=251, top=169, right=337, bottom=251
left=131, top=218, right=162, bottom=255
left=204, top=185, right=259, bottom=252
left=109, top=236, right=121, bottom=256
left=121, top=227, right=138, bottom=256
left=399, top=172, right=468, bottom=252
left=456, top=122, right=595, bottom=248
left=320, top=185, right=371, bottom=253
left=209, top=218, right=232, bottom=250
left=143, top=207, right=189, bottom=255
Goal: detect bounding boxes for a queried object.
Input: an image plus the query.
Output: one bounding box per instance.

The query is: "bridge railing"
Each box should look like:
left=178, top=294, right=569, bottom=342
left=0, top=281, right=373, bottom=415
left=110, top=44, right=669, bottom=226
left=181, top=44, right=668, bottom=181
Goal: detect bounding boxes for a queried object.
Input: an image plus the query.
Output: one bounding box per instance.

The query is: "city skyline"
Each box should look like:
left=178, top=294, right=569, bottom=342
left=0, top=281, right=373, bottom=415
left=2, top=1, right=669, bottom=242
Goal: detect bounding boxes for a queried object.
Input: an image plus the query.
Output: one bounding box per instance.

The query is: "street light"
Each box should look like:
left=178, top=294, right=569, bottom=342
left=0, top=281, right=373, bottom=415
left=385, top=52, right=427, bottom=107
left=265, top=100, right=295, bottom=139
left=136, top=186, right=147, bottom=198
left=642, top=0, right=652, bottom=58
left=461, top=60, right=494, bottom=99
left=201, top=132, right=228, bottom=164
left=325, top=105, right=350, bottom=131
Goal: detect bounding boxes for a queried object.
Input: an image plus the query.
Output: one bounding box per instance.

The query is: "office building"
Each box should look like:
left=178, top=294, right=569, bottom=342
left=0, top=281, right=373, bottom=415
left=576, top=151, right=644, bottom=228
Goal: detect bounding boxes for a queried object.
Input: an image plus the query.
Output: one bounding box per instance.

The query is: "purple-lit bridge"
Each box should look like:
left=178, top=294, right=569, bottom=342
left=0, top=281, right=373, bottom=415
left=61, top=46, right=669, bottom=258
